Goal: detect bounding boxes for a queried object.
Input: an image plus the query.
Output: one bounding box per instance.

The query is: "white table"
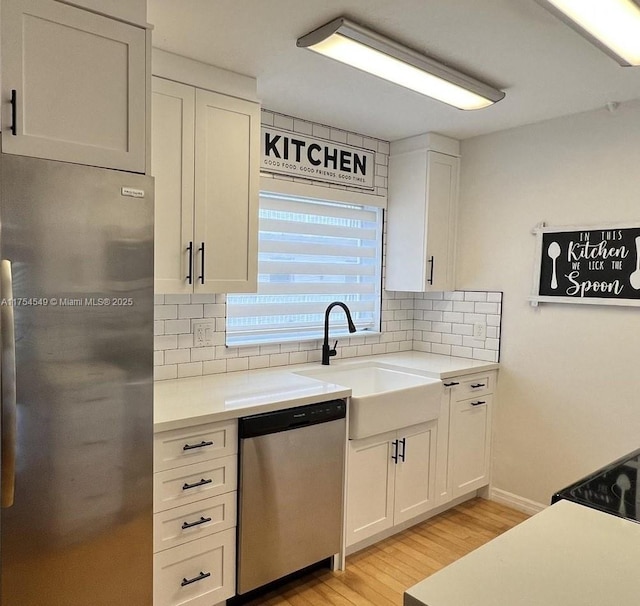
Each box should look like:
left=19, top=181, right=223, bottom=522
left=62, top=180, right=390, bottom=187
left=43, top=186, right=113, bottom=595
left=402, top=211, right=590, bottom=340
left=405, top=500, right=640, bottom=606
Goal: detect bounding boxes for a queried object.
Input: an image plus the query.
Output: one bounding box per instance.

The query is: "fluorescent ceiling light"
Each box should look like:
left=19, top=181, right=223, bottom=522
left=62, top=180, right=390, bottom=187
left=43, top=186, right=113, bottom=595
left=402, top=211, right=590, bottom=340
left=537, top=0, right=640, bottom=66
left=296, top=17, right=505, bottom=111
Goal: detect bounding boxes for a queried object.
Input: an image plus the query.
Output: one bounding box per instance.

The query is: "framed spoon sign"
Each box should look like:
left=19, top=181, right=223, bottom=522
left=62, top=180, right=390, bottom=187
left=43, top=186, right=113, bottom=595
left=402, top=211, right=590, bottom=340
left=530, top=223, right=640, bottom=307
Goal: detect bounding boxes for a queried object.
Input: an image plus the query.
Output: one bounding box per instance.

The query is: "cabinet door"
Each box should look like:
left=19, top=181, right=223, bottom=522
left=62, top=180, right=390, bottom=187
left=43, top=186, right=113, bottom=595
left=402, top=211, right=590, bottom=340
left=346, top=431, right=396, bottom=547
left=450, top=394, right=493, bottom=498
left=434, top=388, right=453, bottom=505
left=386, top=149, right=459, bottom=292
left=193, top=89, right=259, bottom=293
left=394, top=421, right=438, bottom=524
left=424, top=151, right=459, bottom=292
left=1, top=0, right=146, bottom=172
left=151, top=77, right=195, bottom=294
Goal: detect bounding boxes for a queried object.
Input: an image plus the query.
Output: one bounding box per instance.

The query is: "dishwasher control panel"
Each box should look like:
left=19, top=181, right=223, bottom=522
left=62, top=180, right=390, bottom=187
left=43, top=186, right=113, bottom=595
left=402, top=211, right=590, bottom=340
left=238, top=399, right=346, bottom=439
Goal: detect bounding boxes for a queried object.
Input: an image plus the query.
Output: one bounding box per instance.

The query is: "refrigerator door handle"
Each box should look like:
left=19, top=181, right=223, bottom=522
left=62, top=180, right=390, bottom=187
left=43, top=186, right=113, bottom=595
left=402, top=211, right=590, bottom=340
left=1, top=259, right=17, bottom=508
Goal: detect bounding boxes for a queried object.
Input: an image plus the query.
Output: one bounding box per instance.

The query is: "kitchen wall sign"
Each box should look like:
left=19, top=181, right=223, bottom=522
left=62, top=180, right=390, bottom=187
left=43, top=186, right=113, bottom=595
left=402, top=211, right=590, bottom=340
left=530, top=223, right=640, bottom=307
left=261, top=126, right=375, bottom=190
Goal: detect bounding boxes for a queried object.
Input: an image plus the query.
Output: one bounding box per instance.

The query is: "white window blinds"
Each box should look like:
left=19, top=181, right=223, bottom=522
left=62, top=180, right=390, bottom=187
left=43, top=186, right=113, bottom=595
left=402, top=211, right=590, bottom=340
left=226, top=192, right=383, bottom=346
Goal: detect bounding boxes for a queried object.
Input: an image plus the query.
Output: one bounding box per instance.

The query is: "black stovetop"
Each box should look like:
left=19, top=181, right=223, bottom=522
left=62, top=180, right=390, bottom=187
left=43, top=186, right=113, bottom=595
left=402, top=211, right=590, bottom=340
left=552, top=447, right=640, bottom=523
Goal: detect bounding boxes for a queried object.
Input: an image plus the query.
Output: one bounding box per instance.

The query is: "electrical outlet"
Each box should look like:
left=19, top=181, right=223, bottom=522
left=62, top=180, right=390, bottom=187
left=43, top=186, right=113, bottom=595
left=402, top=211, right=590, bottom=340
left=193, top=320, right=215, bottom=347
left=473, top=322, right=486, bottom=340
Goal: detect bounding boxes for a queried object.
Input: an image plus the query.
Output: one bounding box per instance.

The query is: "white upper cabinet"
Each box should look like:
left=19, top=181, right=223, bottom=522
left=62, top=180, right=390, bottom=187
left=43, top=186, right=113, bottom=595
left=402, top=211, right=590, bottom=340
left=152, top=78, right=195, bottom=294
left=193, top=88, right=259, bottom=294
left=1, top=0, right=147, bottom=172
left=151, top=76, right=259, bottom=294
left=386, top=134, right=460, bottom=292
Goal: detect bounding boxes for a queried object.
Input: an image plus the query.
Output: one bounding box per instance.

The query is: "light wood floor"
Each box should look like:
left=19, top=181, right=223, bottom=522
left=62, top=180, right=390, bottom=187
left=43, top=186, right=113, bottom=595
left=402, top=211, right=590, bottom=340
left=242, top=498, right=529, bottom=606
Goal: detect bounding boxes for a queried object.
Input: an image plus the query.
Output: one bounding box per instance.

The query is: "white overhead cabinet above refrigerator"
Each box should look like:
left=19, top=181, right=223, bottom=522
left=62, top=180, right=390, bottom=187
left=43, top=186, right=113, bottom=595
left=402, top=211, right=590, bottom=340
left=1, top=0, right=148, bottom=173
left=151, top=76, right=259, bottom=294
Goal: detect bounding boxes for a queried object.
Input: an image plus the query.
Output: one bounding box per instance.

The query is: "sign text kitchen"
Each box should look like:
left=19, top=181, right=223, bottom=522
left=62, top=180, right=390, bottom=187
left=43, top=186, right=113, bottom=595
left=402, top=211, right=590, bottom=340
left=261, top=126, right=375, bottom=190
left=530, top=223, right=640, bottom=307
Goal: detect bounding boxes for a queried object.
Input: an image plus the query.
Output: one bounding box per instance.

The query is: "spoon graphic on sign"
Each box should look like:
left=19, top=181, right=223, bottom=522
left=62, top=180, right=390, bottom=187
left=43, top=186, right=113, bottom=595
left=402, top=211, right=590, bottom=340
left=547, top=241, right=561, bottom=289
left=630, top=236, right=640, bottom=290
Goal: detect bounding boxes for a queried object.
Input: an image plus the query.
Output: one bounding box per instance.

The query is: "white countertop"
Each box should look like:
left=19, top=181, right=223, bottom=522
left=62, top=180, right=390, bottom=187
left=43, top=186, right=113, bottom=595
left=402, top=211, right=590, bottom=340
left=154, top=351, right=498, bottom=432
left=405, top=500, right=640, bottom=606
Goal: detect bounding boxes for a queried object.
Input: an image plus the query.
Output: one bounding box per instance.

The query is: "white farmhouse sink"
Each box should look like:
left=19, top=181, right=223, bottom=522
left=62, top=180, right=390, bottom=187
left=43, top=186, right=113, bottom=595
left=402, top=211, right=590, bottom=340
left=296, top=364, right=442, bottom=439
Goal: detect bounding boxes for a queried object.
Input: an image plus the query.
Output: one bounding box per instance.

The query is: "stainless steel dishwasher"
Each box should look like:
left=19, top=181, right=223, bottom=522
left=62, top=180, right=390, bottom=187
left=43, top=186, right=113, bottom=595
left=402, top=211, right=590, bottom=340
left=236, top=399, right=346, bottom=596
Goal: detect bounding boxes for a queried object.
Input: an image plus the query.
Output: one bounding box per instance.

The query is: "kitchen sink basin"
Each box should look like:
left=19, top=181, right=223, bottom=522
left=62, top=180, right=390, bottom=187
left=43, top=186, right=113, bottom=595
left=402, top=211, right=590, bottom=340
left=295, top=364, right=442, bottom=439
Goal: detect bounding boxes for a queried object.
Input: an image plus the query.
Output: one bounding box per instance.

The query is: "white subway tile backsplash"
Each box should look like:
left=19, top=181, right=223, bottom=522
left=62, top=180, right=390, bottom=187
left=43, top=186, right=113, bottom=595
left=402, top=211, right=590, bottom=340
left=191, top=347, right=215, bottom=362
left=164, top=294, right=191, bottom=304
left=442, top=312, right=464, bottom=323
left=464, top=292, right=488, bottom=302
left=164, top=319, right=191, bottom=334
left=155, top=335, right=178, bottom=350
left=154, top=365, right=177, bottom=380
left=155, top=305, right=177, bottom=320
left=452, top=301, right=475, bottom=313
left=165, top=349, right=190, bottom=365
left=451, top=345, right=473, bottom=358
left=178, top=362, right=203, bottom=378
left=154, top=289, right=503, bottom=379
left=203, top=360, right=227, bottom=375
left=178, top=304, right=204, bottom=319
left=431, top=343, right=451, bottom=356
left=226, top=357, right=249, bottom=372
left=474, top=302, right=500, bottom=315
left=452, top=323, right=473, bottom=336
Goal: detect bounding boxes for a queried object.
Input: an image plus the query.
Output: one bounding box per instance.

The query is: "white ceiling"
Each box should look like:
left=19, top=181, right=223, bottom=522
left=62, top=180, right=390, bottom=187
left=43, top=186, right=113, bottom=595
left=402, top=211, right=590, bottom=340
left=147, top=0, right=640, bottom=142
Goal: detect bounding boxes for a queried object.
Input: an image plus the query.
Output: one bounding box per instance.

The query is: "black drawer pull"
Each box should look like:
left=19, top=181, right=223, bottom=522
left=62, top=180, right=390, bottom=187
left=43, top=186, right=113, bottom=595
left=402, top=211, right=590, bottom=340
left=470, top=383, right=486, bottom=389
left=10, top=89, right=17, bottom=135
left=443, top=381, right=459, bottom=387
left=182, top=478, right=213, bottom=490
left=470, top=401, right=486, bottom=407
left=181, top=571, right=211, bottom=587
left=186, top=241, right=193, bottom=285
left=183, top=440, right=214, bottom=451
left=427, top=256, right=434, bottom=285
left=181, top=516, right=212, bottom=530
left=391, top=439, right=398, bottom=463
left=198, top=242, right=205, bottom=284
left=399, top=437, right=406, bottom=462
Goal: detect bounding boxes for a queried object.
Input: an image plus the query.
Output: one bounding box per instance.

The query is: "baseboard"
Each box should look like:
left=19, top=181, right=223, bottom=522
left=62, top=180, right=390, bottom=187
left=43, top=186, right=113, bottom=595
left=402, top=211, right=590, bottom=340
left=488, top=487, right=547, bottom=515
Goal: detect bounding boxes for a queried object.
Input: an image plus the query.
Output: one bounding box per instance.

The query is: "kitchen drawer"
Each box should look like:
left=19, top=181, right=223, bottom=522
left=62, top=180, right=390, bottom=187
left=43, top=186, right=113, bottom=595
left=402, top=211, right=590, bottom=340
left=449, top=373, right=494, bottom=400
left=154, top=491, right=237, bottom=553
left=154, top=527, right=236, bottom=606
left=154, top=455, right=237, bottom=513
left=154, top=420, right=237, bottom=472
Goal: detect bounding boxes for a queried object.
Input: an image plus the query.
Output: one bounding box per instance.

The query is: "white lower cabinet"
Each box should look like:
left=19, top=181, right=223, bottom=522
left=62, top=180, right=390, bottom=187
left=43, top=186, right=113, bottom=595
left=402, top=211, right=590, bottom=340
left=153, top=420, right=238, bottom=606
left=438, top=371, right=495, bottom=504
left=346, top=421, right=437, bottom=547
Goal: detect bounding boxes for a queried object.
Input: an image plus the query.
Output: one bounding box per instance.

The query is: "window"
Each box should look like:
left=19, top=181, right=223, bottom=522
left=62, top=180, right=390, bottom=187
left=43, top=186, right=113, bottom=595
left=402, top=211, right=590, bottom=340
left=226, top=192, right=383, bottom=346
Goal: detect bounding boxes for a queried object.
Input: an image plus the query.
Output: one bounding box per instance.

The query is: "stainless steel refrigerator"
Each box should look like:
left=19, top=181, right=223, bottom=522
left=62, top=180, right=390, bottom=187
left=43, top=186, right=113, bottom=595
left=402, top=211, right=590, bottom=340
left=0, top=150, right=154, bottom=605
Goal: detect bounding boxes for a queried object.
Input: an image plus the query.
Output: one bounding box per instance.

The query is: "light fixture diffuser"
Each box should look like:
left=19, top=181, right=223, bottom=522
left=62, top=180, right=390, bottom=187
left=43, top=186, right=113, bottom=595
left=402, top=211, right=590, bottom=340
left=537, top=0, right=640, bottom=66
left=296, top=17, right=505, bottom=110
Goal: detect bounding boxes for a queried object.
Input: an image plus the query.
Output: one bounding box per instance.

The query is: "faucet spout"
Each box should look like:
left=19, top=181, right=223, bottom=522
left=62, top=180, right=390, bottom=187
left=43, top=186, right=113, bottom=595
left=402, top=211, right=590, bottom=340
left=322, top=301, right=357, bottom=365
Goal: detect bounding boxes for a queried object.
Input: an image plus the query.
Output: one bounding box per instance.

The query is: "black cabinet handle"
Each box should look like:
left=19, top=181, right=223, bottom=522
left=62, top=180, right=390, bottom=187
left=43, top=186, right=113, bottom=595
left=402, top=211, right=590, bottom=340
left=186, top=242, right=193, bottom=285
left=10, top=90, right=17, bottom=136
left=399, top=438, right=406, bottom=462
left=198, top=242, right=205, bottom=284
left=183, top=440, right=213, bottom=451
left=443, top=381, right=459, bottom=388
left=470, top=383, right=486, bottom=389
left=427, top=256, right=434, bottom=285
left=391, top=439, right=398, bottom=463
left=182, top=478, right=213, bottom=491
left=470, top=400, right=486, bottom=407
left=181, top=516, right=212, bottom=530
left=181, top=571, right=211, bottom=587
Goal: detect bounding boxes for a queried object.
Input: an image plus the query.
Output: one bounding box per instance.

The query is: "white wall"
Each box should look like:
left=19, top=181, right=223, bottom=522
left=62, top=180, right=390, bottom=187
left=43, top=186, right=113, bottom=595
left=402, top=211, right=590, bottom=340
left=457, top=100, right=640, bottom=506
